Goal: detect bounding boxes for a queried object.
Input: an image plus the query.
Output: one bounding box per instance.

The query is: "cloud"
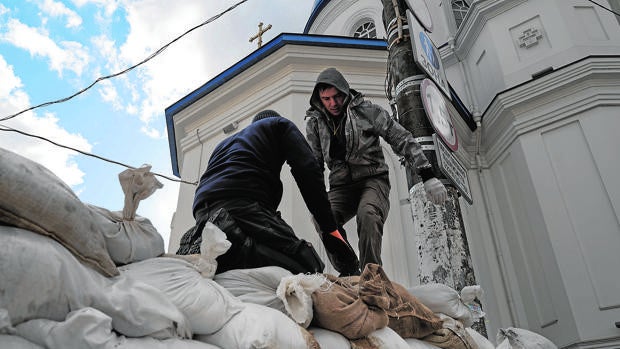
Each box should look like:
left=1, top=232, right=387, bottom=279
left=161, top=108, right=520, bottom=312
left=0, top=18, right=90, bottom=76
left=71, top=0, right=118, bottom=17
left=40, top=0, right=83, bottom=28
left=0, top=54, right=91, bottom=187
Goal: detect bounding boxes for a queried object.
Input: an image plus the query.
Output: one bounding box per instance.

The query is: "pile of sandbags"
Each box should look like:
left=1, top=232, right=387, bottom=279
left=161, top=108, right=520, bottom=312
left=0, top=147, right=559, bottom=348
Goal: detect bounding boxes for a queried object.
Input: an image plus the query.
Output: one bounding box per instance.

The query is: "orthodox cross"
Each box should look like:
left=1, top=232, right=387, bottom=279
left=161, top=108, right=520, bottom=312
left=249, top=22, right=272, bottom=48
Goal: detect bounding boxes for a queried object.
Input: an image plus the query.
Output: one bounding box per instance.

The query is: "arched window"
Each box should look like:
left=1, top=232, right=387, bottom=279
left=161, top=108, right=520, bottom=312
left=452, top=0, right=471, bottom=28
left=353, top=20, right=377, bottom=38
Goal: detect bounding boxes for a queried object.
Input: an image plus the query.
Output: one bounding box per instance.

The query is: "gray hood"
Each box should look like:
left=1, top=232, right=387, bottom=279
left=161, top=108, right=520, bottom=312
left=309, top=67, right=352, bottom=113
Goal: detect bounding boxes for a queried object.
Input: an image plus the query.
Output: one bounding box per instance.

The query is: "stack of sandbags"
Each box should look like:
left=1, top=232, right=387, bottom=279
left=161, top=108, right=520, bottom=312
left=0, top=226, right=191, bottom=339
left=0, top=147, right=118, bottom=277
left=15, top=308, right=219, bottom=349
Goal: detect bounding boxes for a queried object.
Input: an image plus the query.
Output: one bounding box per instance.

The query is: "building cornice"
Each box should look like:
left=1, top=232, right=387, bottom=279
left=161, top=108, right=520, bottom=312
left=481, top=56, right=620, bottom=166
left=454, top=0, right=528, bottom=58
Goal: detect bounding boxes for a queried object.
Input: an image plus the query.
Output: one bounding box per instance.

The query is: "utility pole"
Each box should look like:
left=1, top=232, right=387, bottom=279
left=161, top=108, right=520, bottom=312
left=380, top=0, right=486, bottom=335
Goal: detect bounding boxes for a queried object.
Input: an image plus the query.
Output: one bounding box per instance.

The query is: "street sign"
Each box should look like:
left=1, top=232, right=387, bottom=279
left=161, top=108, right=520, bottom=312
left=406, top=9, right=451, bottom=100
left=433, top=133, right=473, bottom=204
left=420, top=78, right=458, bottom=151
left=405, top=0, right=433, bottom=32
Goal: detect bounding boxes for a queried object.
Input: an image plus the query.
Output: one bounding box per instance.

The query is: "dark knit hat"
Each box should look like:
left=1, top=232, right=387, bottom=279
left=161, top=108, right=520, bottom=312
left=252, top=109, right=281, bottom=123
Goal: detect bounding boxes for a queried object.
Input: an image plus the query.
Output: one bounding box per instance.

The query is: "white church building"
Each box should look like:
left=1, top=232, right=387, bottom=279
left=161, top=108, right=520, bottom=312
left=165, top=1, right=620, bottom=347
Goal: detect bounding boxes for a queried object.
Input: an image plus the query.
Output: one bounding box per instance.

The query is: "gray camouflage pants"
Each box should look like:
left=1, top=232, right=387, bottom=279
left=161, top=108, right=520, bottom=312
left=328, top=174, right=390, bottom=269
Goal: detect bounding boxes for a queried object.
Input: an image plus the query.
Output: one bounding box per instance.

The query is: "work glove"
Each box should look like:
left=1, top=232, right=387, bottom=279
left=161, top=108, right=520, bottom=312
left=321, top=227, right=360, bottom=276
left=423, top=177, right=448, bottom=205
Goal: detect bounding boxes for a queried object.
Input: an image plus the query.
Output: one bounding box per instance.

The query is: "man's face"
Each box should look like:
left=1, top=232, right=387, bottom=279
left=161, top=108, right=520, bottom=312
left=319, top=86, right=346, bottom=117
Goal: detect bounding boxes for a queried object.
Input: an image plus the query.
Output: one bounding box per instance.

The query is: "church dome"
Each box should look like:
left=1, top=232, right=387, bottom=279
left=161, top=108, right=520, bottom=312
left=304, top=0, right=331, bottom=34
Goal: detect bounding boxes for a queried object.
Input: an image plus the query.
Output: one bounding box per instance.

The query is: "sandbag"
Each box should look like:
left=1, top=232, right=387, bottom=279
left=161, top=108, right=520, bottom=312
left=312, top=264, right=441, bottom=340
left=276, top=273, right=328, bottom=327
left=119, top=257, right=244, bottom=336
left=496, top=327, right=557, bottom=349
left=350, top=327, right=410, bottom=349
left=421, top=314, right=477, bottom=349
left=0, top=147, right=118, bottom=276
left=407, top=283, right=475, bottom=327
left=466, top=327, right=494, bottom=349
left=196, top=303, right=318, bottom=349
left=90, top=205, right=165, bottom=265
left=87, top=165, right=166, bottom=265
left=15, top=307, right=219, bottom=349
left=0, top=334, right=44, bottom=349
left=214, top=266, right=292, bottom=314
left=405, top=338, right=443, bottom=348
left=0, top=226, right=190, bottom=339
left=309, top=327, right=352, bottom=348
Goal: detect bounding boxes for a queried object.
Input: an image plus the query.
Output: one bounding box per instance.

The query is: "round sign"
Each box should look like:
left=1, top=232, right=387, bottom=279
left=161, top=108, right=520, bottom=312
left=405, top=0, right=433, bottom=32
left=420, top=78, right=458, bottom=151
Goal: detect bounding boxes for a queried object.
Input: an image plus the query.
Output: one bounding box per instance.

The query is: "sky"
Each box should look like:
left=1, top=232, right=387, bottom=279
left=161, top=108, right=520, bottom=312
left=0, top=0, right=316, bottom=251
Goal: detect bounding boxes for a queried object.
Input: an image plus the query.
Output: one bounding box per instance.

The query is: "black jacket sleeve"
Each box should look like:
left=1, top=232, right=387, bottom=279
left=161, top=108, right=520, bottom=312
left=280, top=119, right=337, bottom=234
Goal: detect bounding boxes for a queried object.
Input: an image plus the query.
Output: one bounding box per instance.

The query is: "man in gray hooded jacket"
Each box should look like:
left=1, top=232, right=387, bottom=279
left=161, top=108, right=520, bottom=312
left=305, top=67, right=447, bottom=274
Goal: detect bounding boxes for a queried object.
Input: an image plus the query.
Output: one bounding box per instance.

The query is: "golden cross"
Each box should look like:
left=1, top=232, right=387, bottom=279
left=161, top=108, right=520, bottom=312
left=249, top=22, right=272, bottom=48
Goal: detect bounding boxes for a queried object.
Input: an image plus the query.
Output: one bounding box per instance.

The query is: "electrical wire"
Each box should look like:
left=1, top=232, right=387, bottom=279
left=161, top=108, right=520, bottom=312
left=0, top=124, right=197, bottom=185
left=0, top=0, right=248, bottom=123
left=0, top=0, right=249, bottom=185
left=587, top=0, right=620, bottom=17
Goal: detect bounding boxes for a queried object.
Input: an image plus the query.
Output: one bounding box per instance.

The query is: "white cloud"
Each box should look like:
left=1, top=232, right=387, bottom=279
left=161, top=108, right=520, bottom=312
left=1, top=18, right=90, bottom=76
left=0, top=54, right=91, bottom=187
left=40, top=0, right=83, bottom=28
left=0, top=4, right=9, bottom=16
left=71, top=0, right=118, bottom=17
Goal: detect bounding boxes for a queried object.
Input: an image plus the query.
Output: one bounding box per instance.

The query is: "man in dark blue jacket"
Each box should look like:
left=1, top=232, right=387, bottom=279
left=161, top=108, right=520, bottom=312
left=182, top=110, right=358, bottom=275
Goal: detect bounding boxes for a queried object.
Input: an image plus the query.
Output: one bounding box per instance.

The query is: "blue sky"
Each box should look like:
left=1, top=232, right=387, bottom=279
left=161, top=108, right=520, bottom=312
left=0, top=0, right=315, bottom=250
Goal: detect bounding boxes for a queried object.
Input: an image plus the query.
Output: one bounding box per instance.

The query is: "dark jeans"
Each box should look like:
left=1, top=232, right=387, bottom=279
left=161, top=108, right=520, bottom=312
left=328, top=175, right=390, bottom=268
left=193, top=198, right=324, bottom=275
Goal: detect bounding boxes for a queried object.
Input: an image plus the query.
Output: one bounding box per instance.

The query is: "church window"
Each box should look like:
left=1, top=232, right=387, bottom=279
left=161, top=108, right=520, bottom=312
left=353, top=20, right=377, bottom=38
left=452, top=0, right=471, bottom=28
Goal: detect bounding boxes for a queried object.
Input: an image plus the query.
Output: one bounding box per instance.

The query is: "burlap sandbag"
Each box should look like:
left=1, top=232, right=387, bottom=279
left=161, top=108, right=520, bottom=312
left=312, top=263, right=442, bottom=340
left=0, top=147, right=118, bottom=276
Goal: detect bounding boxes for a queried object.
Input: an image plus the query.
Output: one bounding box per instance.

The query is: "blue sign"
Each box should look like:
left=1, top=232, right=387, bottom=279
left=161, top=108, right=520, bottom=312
left=419, top=32, right=439, bottom=69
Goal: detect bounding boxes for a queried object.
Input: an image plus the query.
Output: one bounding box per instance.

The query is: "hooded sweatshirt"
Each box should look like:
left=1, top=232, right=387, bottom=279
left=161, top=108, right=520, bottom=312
left=305, top=68, right=433, bottom=187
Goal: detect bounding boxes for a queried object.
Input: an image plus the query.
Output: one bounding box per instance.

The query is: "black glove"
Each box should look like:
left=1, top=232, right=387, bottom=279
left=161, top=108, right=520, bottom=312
left=321, top=227, right=360, bottom=276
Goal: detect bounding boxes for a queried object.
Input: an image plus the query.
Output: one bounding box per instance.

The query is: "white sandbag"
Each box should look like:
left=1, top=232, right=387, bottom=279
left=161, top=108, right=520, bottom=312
left=15, top=307, right=219, bottom=349
left=90, top=205, right=165, bottom=265
left=0, top=147, right=118, bottom=277
left=198, top=221, right=232, bottom=278
left=276, top=273, right=327, bottom=327
left=309, top=327, right=351, bottom=349
left=87, top=165, right=166, bottom=265
left=466, top=327, right=495, bottom=349
left=359, top=327, right=410, bottom=349
left=407, top=283, right=474, bottom=327
left=0, top=226, right=190, bottom=339
left=496, top=327, right=557, bottom=349
left=404, top=337, right=443, bottom=348
left=214, top=266, right=293, bottom=313
left=119, top=257, right=244, bottom=336
left=0, top=334, right=44, bottom=349
left=196, top=303, right=316, bottom=349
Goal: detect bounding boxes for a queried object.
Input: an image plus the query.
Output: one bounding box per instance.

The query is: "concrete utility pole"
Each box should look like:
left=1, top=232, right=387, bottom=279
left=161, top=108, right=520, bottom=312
left=380, top=0, right=485, bottom=335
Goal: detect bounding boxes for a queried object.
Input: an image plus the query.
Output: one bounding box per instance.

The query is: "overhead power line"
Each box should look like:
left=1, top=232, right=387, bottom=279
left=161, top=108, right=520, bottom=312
left=0, top=0, right=249, bottom=184
left=0, top=124, right=198, bottom=185
left=0, top=0, right=248, bottom=123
